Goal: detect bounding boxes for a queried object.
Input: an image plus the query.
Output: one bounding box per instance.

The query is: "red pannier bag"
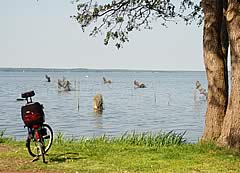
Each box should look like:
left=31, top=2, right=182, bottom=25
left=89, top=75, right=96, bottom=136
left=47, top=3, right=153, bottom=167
left=21, top=102, right=45, bottom=127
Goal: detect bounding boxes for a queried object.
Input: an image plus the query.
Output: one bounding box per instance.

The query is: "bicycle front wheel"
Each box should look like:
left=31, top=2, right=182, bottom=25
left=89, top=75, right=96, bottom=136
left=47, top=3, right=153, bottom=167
left=26, top=124, right=53, bottom=157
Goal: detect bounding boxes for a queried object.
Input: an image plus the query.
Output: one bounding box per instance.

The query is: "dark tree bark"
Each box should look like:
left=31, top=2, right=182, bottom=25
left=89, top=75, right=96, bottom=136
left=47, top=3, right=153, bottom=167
left=201, top=0, right=228, bottom=141
left=218, top=0, right=240, bottom=148
left=221, top=0, right=229, bottom=96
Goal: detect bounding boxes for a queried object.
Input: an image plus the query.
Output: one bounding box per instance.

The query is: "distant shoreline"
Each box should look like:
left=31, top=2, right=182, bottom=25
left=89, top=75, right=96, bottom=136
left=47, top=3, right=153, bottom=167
left=0, top=67, right=205, bottom=73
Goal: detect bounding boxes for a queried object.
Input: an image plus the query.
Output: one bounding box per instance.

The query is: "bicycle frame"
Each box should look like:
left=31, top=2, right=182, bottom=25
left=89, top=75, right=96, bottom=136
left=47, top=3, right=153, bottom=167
left=21, top=91, right=53, bottom=163
left=28, top=125, right=41, bottom=141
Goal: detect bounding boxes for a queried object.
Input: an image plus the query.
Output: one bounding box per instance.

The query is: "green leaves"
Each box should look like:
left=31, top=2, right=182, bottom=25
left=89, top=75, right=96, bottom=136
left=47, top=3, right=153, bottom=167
left=116, top=17, right=124, bottom=23
left=72, top=0, right=202, bottom=48
left=103, top=31, right=128, bottom=48
left=93, top=7, right=100, bottom=16
left=104, top=31, right=111, bottom=45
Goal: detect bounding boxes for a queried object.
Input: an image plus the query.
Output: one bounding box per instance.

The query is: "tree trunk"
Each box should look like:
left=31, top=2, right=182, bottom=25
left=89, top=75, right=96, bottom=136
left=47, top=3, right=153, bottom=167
left=201, top=0, right=228, bottom=141
left=221, top=0, right=229, bottom=96
left=218, top=0, right=240, bottom=148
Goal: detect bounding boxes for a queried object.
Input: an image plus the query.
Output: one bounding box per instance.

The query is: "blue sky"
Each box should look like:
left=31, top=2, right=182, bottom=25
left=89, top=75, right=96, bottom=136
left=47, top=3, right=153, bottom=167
left=0, top=0, right=204, bottom=71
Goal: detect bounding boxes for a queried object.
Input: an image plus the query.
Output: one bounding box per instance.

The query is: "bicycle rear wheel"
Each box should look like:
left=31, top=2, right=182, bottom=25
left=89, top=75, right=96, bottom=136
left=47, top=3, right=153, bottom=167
left=26, top=124, right=53, bottom=157
left=41, top=124, right=53, bottom=154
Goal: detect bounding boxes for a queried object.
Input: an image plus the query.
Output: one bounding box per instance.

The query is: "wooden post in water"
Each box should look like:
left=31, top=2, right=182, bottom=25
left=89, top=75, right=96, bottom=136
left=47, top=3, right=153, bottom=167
left=154, top=92, right=157, bottom=104
left=167, top=93, right=171, bottom=106
left=77, top=80, right=80, bottom=111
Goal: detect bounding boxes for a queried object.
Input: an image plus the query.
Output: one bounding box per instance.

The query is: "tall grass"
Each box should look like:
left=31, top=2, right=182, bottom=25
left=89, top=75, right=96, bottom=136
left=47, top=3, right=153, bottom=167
left=114, top=130, right=186, bottom=147
left=0, top=129, right=12, bottom=143
left=0, top=129, right=5, bottom=143
left=54, top=132, right=79, bottom=144
left=55, top=132, right=65, bottom=144
left=74, top=130, right=186, bottom=147
left=2, top=129, right=185, bottom=147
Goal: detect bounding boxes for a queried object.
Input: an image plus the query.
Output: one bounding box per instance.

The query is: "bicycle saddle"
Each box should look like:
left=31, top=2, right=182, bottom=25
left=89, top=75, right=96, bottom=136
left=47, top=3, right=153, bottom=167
left=21, top=91, right=35, bottom=99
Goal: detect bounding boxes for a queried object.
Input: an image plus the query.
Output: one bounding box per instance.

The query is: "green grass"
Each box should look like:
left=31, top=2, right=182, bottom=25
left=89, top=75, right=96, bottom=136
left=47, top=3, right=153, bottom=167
left=1, top=131, right=240, bottom=172
left=0, top=129, right=13, bottom=143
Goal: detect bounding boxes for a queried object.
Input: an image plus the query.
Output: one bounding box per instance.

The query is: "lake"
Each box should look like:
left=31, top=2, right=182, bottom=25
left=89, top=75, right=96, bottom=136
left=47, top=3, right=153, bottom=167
left=0, top=70, right=207, bottom=142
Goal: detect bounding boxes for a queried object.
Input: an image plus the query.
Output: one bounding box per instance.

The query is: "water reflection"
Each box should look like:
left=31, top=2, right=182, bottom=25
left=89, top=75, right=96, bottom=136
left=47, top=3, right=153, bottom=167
left=194, top=89, right=207, bottom=113
left=92, top=112, right=103, bottom=129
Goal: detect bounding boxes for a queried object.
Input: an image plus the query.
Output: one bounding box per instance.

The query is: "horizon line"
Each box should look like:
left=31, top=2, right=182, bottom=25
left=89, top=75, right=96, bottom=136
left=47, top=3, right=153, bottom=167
left=0, top=67, right=205, bottom=72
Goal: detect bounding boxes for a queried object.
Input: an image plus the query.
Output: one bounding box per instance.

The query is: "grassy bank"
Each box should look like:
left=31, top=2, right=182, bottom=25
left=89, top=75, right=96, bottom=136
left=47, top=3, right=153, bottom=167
left=1, top=131, right=240, bottom=173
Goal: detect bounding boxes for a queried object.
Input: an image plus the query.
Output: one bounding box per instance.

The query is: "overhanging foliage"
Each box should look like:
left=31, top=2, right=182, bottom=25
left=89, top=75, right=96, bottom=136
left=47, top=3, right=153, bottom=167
left=71, top=0, right=202, bottom=48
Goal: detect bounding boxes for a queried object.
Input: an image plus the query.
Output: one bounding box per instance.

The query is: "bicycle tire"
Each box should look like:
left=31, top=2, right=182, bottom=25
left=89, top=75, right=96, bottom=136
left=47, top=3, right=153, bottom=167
left=41, top=124, right=53, bottom=154
left=26, top=124, right=53, bottom=157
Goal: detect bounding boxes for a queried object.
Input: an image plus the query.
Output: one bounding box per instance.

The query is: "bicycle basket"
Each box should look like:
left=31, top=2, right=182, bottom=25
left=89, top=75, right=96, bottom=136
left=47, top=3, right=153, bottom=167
left=21, top=102, right=45, bottom=126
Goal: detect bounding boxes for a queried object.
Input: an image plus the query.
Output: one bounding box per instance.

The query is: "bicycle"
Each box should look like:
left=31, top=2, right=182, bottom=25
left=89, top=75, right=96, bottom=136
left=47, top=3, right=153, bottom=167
left=21, top=91, right=53, bottom=163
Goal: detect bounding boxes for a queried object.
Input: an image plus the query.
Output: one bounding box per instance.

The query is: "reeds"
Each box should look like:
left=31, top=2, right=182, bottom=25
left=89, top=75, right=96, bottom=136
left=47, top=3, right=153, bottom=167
left=0, top=129, right=13, bottom=143
left=113, top=130, right=186, bottom=147
left=54, top=130, right=186, bottom=147
left=0, top=129, right=5, bottom=143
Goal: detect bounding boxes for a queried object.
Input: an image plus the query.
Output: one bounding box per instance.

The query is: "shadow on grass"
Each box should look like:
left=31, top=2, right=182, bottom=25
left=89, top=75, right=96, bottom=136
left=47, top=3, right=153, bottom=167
left=49, top=152, right=87, bottom=163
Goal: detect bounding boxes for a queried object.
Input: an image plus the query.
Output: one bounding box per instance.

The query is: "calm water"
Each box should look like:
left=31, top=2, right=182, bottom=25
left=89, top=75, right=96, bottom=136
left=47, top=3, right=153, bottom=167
left=0, top=70, right=207, bottom=142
